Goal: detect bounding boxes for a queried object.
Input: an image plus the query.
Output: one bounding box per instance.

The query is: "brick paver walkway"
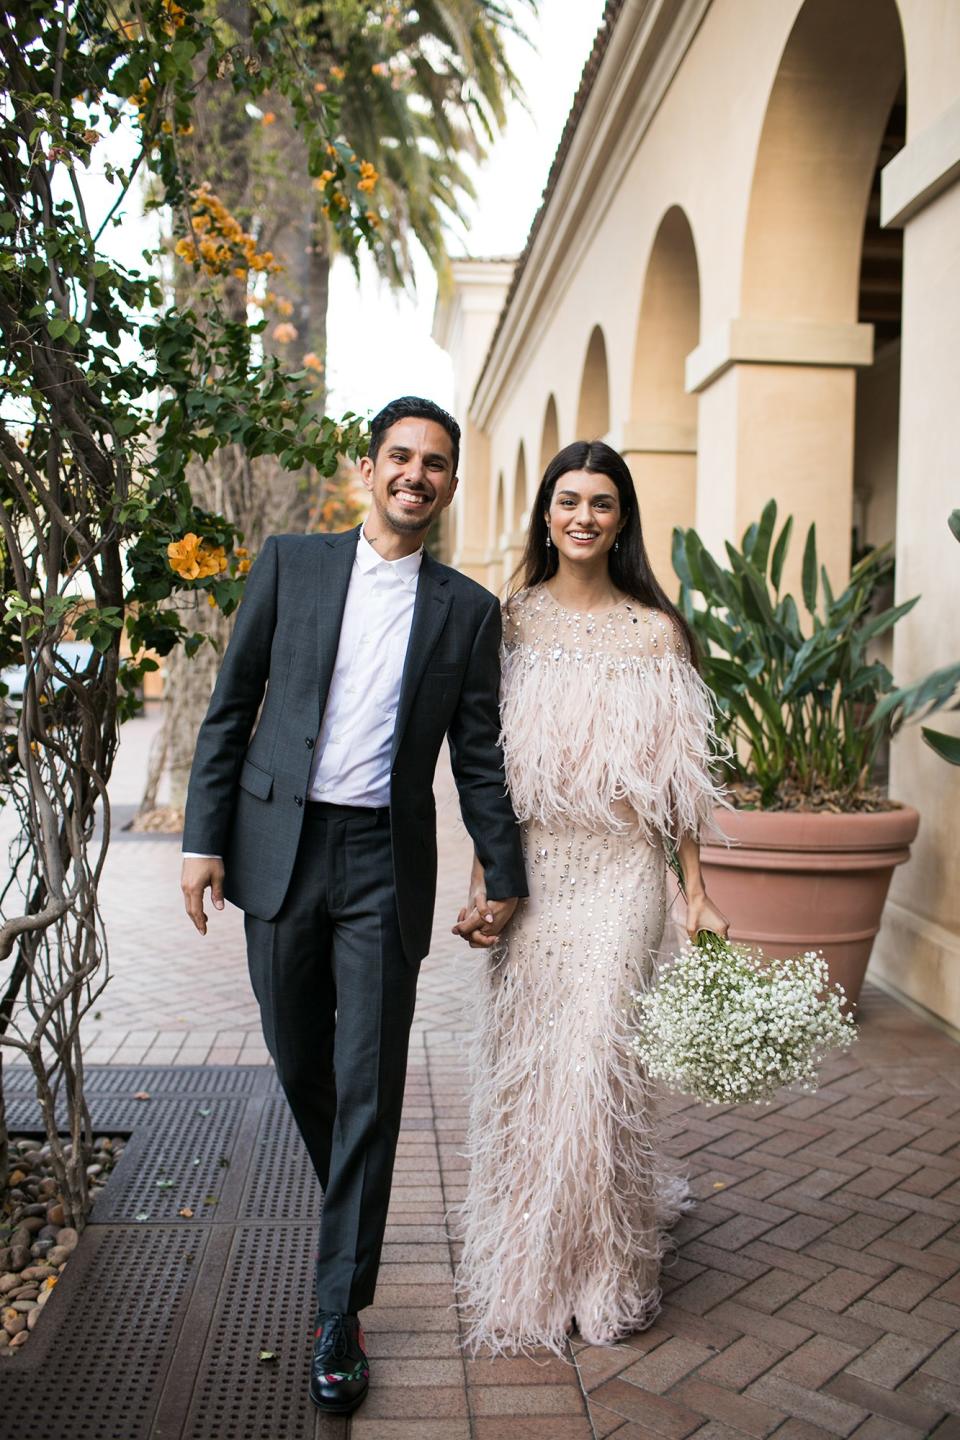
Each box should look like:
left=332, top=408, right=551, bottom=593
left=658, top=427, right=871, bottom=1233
left=18, top=707, right=960, bottom=1437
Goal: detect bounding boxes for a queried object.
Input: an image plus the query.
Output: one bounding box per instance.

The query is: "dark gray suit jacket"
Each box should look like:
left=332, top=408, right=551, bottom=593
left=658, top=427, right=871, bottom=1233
left=182, top=526, right=527, bottom=962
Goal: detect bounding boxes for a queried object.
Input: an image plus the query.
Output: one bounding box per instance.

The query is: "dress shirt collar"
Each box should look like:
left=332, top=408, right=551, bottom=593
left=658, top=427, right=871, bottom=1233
left=355, top=525, right=423, bottom=587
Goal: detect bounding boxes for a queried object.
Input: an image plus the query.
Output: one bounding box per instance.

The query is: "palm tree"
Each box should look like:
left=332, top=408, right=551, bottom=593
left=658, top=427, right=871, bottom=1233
left=272, top=0, right=536, bottom=407
left=141, top=0, right=535, bottom=816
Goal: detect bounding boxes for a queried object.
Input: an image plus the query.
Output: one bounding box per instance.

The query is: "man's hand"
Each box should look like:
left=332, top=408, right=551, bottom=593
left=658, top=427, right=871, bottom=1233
left=181, top=856, right=226, bottom=935
left=452, top=891, right=518, bottom=949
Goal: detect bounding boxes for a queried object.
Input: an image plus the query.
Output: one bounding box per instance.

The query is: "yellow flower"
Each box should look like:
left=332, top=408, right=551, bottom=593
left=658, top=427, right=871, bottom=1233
left=161, top=120, right=173, bottom=134
left=371, top=62, right=388, bottom=77
left=313, top=169, right=336, bottom=192
left=235, top=546, right=248, bottom=557
left=168, top=534, right=227, bottom=581
left=207, top=592, right=217, bottom=607
left=178, top=123, right=194, bottom=136
left=174, top=238, right=197, bottom=262
left=272, top=322, right=298, bottom=344
left=334, top=193, right=349, bottom=209
left=238, top=558, right=251, bottom=574
left=303, top=352, right=323, bottom=372
left=276, top=297, right=294, bottom=317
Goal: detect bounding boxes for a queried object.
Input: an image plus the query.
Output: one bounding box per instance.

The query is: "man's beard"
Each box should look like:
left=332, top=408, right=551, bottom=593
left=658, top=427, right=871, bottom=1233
left=384, top=491, right=434, bottom=533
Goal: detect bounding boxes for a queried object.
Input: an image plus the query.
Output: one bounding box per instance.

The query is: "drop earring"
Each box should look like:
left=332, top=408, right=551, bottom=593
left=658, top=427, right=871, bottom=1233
left=614, top=537, right=620, bottom=552
left=545, top=532, right=552, bottom=549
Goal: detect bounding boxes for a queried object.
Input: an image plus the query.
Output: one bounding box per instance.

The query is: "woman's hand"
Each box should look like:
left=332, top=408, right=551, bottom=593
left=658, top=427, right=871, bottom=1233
left=684, top=889, right=729, bottom=941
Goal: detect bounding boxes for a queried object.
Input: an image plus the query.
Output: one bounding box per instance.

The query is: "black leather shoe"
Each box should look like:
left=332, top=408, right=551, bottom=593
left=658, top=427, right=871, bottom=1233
left=309, top=1310, right=369, bottom=1415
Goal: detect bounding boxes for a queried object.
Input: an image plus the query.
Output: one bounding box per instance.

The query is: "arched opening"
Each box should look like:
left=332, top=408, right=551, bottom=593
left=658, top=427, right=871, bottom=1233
left=575, top=326, right=610, bottom=439
left=492, top=470, right=505, bottom=555
left=626, top=206, right=700, bottom=589
left=512, top=443, right=527, bottom=533
left=733, top=0, right=906, bottom=590
left=539, top=394, right=559, bottom=479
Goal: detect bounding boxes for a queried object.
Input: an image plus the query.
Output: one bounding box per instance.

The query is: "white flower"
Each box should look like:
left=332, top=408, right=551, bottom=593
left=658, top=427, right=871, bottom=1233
left=631, top=933, right=856, bottom=1106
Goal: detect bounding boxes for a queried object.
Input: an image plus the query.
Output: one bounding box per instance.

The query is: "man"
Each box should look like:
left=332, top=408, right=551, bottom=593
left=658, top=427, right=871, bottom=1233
left=180, top=396, right=526, bottom=1416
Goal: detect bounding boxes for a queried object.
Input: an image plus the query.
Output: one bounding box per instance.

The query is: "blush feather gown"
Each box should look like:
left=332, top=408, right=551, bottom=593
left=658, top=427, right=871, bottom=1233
left=453, top=586, right=726, bottom=1356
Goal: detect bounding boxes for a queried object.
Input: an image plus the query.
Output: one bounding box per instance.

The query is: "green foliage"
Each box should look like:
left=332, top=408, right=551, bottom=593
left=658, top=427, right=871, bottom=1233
left=672, top=501, right=920, bottom=808
left=871, top=510, right=960, bottom=765
left=0, top=0, right=371, bottom=720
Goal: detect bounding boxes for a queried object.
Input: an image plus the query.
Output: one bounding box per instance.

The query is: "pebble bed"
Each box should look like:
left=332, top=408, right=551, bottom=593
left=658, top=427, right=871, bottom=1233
left=1, top=1133, right=124, bottom=1353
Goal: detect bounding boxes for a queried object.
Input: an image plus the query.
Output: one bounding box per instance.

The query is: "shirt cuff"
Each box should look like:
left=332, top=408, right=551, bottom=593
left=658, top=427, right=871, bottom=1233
left=181, top=852, right=223, bottom=859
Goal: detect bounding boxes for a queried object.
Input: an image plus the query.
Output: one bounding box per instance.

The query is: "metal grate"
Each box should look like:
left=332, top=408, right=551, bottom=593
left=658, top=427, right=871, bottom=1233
left=181, top=1221, right=319, bottom=1440
left=82, top=1064, right=271, bottom=1096
left=239, top=1095, right=321, bottom=1224
left=0, top=1224, right=208, bottom=1435
left=90, top=1096, right=247, bottom=1224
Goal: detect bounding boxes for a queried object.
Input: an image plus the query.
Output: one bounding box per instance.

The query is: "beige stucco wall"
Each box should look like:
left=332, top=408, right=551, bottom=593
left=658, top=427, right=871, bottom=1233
left=435, top=0, right=960, bottom=1027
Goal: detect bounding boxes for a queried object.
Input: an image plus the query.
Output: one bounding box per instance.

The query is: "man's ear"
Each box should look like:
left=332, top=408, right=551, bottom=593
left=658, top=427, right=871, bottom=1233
left=441, top=472, right=460, bottom=509
left=358, top=454, right=375, bottom=492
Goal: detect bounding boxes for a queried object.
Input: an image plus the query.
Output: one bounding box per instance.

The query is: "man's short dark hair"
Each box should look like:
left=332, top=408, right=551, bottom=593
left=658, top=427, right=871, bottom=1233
left=369, top=396, right=461, bottom=476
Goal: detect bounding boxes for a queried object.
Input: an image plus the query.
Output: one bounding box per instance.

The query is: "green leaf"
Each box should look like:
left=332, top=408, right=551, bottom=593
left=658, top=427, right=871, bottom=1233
left=752, top=500, right=778, bottom=577
left=770, top=515, right=793, bottom=592
left=922, top=727, right=960, bottom=764
left=801, top=524, right=818, bottom=614
left=47, top=316, right=69, bottom=339
left=948, top=510, right=960, bottom=545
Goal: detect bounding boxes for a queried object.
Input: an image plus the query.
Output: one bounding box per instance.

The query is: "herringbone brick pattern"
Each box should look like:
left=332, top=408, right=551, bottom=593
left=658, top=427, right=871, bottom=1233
left=11, top=707, right=955, bottom=1436
left=575, top=989, right=960, bottom=1438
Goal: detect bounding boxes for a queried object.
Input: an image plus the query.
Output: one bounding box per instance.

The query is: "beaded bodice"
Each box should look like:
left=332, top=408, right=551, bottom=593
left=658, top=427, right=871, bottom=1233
left=499, top=586, right=726, bottom=842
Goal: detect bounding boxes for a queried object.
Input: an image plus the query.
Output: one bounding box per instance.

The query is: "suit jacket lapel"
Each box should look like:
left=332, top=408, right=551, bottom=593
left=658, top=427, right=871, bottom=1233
left=392, top=551, right=451, bottom=761
left=316, top=526, right=360, bottom=703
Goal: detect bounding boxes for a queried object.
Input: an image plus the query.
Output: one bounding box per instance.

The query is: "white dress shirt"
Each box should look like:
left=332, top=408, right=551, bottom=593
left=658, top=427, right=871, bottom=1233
left=183, top=528, right=422, bottom=856
left=307, top=528, right=421, bottom=806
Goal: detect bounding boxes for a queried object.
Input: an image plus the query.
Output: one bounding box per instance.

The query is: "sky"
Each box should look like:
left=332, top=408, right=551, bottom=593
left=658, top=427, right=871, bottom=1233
left=323, top=0, right=609, bottom=418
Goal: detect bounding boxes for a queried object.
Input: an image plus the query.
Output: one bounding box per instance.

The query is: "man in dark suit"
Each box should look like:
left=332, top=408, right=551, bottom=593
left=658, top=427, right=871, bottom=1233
left=180, top=396, right=525, bottom=1416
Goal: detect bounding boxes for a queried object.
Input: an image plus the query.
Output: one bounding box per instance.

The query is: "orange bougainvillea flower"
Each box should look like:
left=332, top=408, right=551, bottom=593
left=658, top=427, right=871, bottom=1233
left=303, top=352, right=323, bottom=372
left=329, top=65, right=345, bottom=81
left=168, top=534, right=228, bottom=581
left=275, top=297, right=294, bottom=317
left=314, top=81, right=327, bottom=93
left=272, top=322, right=298, bottom=344
left=261, top=111, right=276, bottom=126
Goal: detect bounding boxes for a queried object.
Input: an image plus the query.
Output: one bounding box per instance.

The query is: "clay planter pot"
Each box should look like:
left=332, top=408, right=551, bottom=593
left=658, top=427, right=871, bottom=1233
left=700, top=805, right=920, bottom=1010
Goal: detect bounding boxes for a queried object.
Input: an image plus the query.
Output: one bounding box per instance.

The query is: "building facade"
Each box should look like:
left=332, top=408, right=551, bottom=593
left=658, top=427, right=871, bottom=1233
left=433, top=0, right=960, bottom=1029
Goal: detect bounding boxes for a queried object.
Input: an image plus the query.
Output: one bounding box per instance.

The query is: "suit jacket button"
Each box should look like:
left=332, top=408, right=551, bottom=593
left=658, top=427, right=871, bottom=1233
left=305, top=737, right=314, bottom=748
left=295, top=795, right=303, bottom=806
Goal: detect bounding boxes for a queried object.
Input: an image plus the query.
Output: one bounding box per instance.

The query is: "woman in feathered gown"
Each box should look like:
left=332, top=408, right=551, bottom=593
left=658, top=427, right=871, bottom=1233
left=452, top=441, right=730, bottom=1356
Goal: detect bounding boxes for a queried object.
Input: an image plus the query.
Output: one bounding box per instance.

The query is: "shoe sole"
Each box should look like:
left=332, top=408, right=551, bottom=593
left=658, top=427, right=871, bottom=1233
left=309, top=1383, right=369, bottom=1416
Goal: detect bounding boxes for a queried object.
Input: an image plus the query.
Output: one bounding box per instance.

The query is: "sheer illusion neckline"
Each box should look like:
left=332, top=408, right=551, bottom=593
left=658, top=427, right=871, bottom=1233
left=538, top=586, right=633, bottom=619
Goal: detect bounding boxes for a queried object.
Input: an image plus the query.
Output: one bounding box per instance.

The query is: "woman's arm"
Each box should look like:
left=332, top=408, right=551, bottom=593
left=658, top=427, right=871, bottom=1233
left=676, top=833, right=730, bottom=940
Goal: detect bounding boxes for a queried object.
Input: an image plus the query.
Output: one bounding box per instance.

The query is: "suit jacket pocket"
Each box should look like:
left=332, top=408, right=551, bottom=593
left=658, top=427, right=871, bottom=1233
left=239, top=756, right=273, bottom=800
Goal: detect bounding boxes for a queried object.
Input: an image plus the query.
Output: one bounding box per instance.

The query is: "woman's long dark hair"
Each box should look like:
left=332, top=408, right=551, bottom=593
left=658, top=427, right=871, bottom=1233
left=509, top=440, right=699, bottom=666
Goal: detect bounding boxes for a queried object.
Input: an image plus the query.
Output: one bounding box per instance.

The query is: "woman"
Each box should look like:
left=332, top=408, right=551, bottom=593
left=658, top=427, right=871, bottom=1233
left=453, top=441, right=729, bottom=1356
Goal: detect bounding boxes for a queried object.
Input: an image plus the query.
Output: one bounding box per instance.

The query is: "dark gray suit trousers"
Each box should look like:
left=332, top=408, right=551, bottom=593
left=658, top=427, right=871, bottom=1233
left=244, top=800, right=418, bottom=1314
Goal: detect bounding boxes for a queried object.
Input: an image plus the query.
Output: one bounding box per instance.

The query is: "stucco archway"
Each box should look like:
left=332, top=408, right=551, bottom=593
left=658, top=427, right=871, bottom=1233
left=575, top=326, right=610, bottom=440
left=539, top=394, right=559, bottom=480
left=625, top=205, right=700, bottom=590
left=717, top=0, right=907, bottom=589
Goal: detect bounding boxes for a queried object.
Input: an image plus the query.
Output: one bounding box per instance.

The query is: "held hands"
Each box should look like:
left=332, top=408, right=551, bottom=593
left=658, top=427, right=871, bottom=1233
left=452, top=885, right=518, bottom=949
left=181, top=856, right=225, bottom=935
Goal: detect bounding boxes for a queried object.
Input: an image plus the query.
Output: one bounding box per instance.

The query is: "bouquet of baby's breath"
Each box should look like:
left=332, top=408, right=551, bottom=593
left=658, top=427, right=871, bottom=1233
left=633, top=929, right=857, bottom=1105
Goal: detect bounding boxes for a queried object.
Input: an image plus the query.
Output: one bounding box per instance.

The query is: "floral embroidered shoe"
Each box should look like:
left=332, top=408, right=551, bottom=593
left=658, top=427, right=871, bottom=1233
left=309, top=1310, right=369, bottom=1415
